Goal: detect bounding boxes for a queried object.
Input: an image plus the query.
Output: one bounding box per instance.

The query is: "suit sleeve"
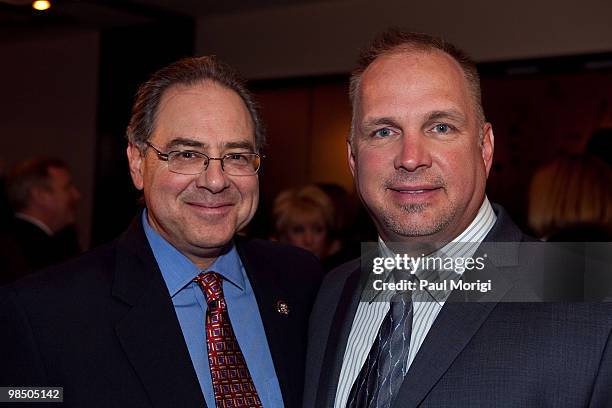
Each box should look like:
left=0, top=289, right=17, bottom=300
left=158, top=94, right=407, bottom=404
left=0, top=289, right=48, bottom=387
left=588, top=325, right=612, bottom=408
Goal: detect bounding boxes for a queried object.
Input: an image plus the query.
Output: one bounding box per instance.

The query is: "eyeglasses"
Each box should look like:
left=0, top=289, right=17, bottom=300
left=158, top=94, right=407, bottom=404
left=145, top=142, right=262, bottom=176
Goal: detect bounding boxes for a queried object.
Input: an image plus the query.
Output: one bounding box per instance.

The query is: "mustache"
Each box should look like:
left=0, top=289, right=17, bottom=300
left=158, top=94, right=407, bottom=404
left=180, top=189, right=240, bottom=206
left=384, top=172, right=446, bottom=189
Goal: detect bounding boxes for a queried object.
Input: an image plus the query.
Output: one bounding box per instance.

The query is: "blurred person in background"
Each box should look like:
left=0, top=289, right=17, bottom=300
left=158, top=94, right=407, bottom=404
left=0, top=157, right=81, bottom=284
left=316, top=183, right=376, bottom=271
left=587, top=128, right=612, bottom=167
left=0, top=159, right=11, bottom=228
left=273, top=184, right=333, bottom=259
left=315, top=183, right=350, bottom=256
left=528, top=153, right=612, bottom=241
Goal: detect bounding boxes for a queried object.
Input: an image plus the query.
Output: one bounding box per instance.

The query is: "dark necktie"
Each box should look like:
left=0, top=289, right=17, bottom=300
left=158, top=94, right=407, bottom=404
left=194, top=272, right=263, bottom=408
left=346, top=292, right=413, bottom=408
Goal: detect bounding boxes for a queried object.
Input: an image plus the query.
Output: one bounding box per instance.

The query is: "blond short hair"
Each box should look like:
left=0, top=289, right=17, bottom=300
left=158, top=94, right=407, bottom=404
left=273, top=185, right=334, bottom=236
left=528, top=154, right=612, bottom=238
left=349, top=29, right=484, bottom=142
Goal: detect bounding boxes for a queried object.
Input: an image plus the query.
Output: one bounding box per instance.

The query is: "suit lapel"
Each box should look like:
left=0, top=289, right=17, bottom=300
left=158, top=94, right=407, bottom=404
left=316, top=254, right=373, bottom=408
left=234, top=238, right=298, bottom=405
left=112, top=217, right=206, bottom=408
left=394, top=260, right=514, bottom=407
left=395, top=301, right=499, bottom=407
left=393, top=206, right=525, bottom=407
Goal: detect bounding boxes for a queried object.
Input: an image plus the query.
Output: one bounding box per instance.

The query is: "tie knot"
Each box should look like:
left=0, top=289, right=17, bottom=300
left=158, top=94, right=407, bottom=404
left=194, top=272, right=224, bottom=305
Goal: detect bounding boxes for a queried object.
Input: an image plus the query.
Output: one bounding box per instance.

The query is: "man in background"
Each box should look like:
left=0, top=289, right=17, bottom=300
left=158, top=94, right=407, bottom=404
left=1, top=56, right=322, bottom=408
left=0, top=159, right=11, bottom=227
left=0, top=157, right=81, bottom=284
left=305, top=29, right=612, bottom=407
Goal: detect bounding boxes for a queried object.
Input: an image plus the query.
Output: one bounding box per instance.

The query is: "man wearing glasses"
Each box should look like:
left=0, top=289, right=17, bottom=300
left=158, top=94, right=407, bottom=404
left=1, top=56, right=322, bottom=408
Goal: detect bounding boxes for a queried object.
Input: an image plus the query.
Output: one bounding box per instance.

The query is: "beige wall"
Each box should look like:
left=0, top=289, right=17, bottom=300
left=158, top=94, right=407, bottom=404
left=308, top=83, right=353, bottom=192
left=0, top=29, right=99, bottom=249
left=254, top=82, right=353, bottom=203
left=196, top=0, right=612, bottom=195
left=196, top=0, right=612, bottom=79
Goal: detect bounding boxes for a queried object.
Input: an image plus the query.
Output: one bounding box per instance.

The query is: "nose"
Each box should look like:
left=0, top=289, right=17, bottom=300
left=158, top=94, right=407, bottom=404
left=195, top=158, right=229, bottom=193
left=394, top=133, right=432, bottom=172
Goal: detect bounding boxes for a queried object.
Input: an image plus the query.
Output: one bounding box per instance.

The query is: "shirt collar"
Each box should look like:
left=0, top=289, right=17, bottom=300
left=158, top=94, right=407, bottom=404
left=367, top=196, right=497, bottom=303
left=141, top=209, right=245, bottom=297
left=15, top=213, right=53, bottom=236
left=378, top=196, right=496, bottom=261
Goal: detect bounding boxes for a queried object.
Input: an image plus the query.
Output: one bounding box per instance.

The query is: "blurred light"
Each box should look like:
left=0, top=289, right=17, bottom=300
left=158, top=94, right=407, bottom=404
left=32, top=0, right=51, bottom=11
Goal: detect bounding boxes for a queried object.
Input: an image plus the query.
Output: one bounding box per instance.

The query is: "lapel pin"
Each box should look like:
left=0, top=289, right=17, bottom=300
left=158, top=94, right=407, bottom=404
left=276, top=300, right=290, bottom=316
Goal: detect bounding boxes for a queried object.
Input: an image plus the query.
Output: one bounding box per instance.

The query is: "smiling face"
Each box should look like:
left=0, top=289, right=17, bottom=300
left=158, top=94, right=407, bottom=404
left=127, top=80, right=259, bottom=268
left=349, top=50, right=494, bottom=245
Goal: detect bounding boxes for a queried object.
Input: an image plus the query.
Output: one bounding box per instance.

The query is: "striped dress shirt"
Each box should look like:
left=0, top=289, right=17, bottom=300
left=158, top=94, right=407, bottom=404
left=334, top=197, right=497, bottom=408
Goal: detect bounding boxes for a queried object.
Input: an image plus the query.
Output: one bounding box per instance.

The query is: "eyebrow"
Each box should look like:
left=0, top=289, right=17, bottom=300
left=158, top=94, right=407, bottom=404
left=360, top=110, right=467, bottom=130
left=164, top=137, right=255, bottom=152
left=361, top=117, right=403, bottom=131
left=425, top=110, right=467, bottom=125
left=165, top=138, right=205, bottom=150
left=224, top=140, right=255, bottom=151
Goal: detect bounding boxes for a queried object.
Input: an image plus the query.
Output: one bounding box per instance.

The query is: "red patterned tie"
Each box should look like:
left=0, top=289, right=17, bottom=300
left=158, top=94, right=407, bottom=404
left=194, top=272, right=263, bottom=408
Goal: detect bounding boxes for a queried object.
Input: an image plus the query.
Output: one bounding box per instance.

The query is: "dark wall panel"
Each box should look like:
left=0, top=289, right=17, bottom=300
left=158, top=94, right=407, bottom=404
left=92, top=19, right=194, bottom=246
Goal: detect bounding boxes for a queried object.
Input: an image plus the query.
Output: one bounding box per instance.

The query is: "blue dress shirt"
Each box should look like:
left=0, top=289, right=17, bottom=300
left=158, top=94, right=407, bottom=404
left=142, top=211, right=284, bottom=408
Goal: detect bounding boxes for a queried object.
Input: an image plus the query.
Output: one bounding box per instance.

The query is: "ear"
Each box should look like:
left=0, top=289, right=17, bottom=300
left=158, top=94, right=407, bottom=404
left=127, top=143, right=145, bottom=190
left=347, top=139, right=357, bottom=178
left=481, top=123, right=494, bottom=178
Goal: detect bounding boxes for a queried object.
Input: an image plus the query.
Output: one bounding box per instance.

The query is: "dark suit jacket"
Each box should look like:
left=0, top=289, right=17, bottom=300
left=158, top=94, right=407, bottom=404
left=0, top=217, right=80, bottom=285
left=304, top=205, right=612, bottom=407
left=0, top=216, right=322, bottom=408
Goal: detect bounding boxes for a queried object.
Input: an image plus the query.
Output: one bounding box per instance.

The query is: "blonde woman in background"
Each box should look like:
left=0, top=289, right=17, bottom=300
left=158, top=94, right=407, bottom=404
left=528, top=154, right=612, bottom=241
left=272, top=185, right=334, bottom=259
